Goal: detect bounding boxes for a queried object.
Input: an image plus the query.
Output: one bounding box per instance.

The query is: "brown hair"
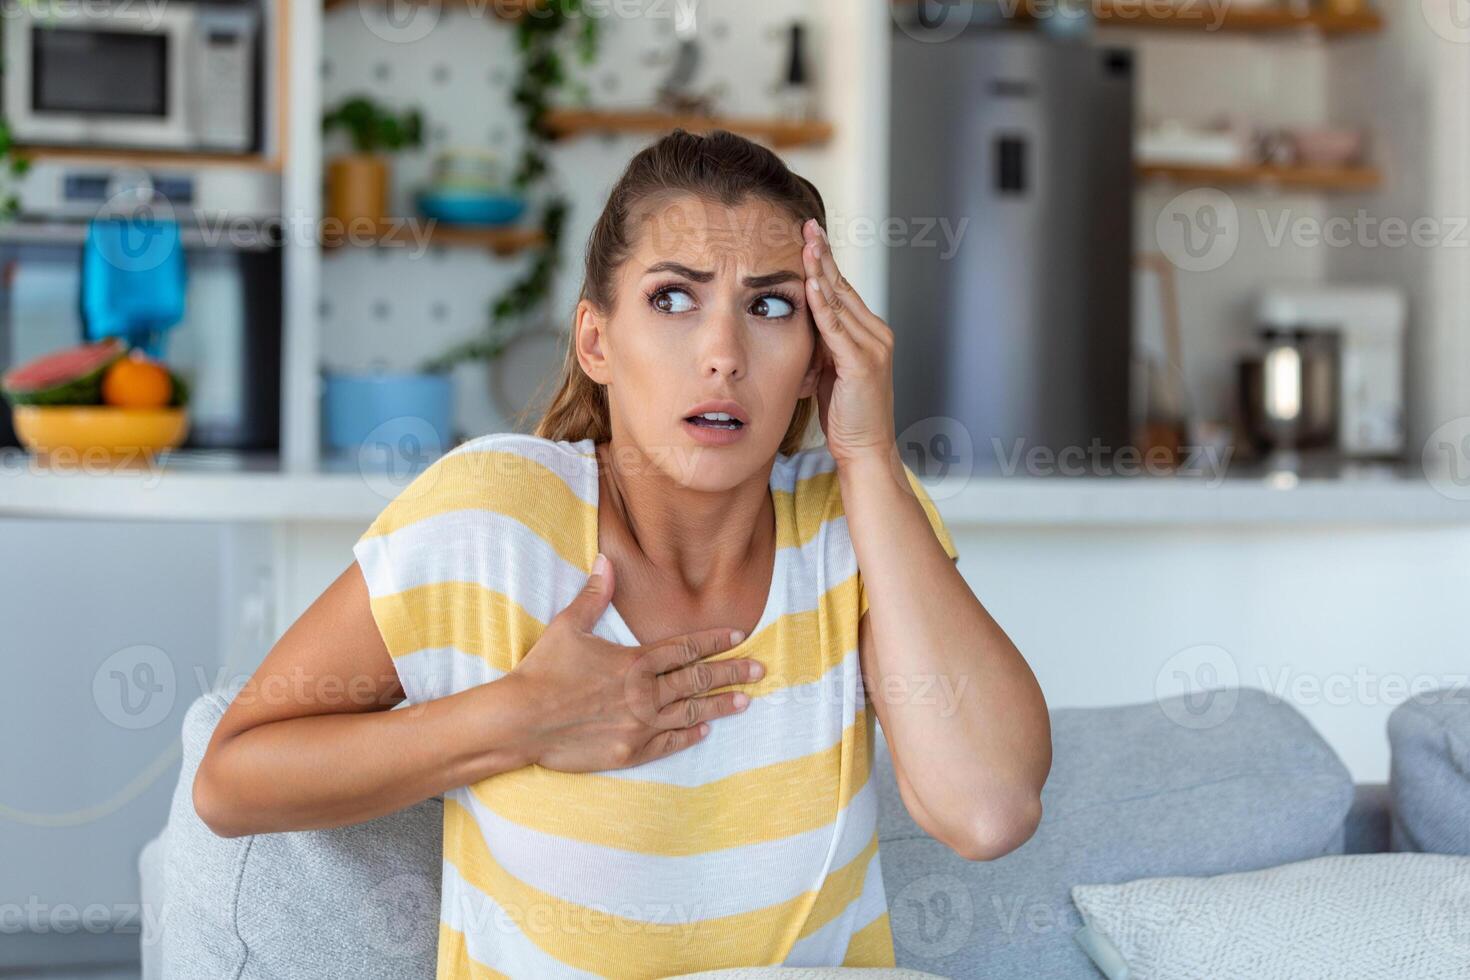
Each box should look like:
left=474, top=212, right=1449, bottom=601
left=531, top=128, right=826, bottom=456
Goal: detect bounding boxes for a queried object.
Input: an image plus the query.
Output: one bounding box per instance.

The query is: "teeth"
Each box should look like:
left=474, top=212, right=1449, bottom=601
left=698, top=412, right=735, bottom=422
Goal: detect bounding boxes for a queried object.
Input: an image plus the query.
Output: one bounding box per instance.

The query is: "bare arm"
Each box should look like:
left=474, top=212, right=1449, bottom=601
left=192, top=560, right=538, bottom=838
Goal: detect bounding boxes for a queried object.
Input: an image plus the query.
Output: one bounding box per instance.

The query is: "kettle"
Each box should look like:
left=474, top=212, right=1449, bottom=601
left=1238, top=327, right=1340, bottom=456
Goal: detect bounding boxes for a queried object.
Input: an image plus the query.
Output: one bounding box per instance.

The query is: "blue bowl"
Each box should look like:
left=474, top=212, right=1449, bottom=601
left=322, top=372, right=454, bottom=458
left=416, top=189, right=527, bottom=227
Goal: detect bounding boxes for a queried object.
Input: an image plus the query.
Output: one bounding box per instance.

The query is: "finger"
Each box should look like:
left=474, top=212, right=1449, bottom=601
left=805, top=270, right=866, bottom=368
left=560, top=552, right=616, bottom=633
left=630, top=723, right=709, bottom=767
left=653, top=689, right=751, bottom=730
left=806, top=224, right=883, bottom=339
left=657, top=656, right=763, bottom=705
left=639, top=626, right=745, bottom=675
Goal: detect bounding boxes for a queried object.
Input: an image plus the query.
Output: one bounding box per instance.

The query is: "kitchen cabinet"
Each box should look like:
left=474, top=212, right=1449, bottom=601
left=0, top=518, right=273, bottom=971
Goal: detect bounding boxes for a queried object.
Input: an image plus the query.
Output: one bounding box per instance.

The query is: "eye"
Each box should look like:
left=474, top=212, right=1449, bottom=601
left=650, top=286, right=696, bottom=314
left=751, top=293, right=797, bottom=319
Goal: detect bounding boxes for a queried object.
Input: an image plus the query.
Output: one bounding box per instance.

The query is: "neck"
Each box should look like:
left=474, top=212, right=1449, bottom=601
left=596, top=435, right=775, bottom=595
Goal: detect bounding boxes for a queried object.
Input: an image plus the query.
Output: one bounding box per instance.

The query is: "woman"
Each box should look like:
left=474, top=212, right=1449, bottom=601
left=194, top=129, right=1050, bottom=976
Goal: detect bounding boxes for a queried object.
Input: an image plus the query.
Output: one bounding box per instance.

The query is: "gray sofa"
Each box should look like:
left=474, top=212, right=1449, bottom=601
left=140, top=686, right=1394, bottom=979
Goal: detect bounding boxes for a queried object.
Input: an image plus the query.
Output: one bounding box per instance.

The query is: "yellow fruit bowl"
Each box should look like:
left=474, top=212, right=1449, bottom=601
left=11, top=405, right=189, bottom=457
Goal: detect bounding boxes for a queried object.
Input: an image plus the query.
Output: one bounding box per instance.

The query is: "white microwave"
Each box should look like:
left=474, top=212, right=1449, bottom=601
left=4, top=3, right=258, bottom=153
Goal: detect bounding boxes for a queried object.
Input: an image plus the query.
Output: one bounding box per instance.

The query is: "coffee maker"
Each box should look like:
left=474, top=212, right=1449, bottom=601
left=1248, top=285, right=1406, bottom=460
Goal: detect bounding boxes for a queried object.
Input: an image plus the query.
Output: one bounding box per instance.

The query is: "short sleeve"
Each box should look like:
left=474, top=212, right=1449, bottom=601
left=857, top=463, right=959, bottom=620
left=352, top=452, right=467, bottom=706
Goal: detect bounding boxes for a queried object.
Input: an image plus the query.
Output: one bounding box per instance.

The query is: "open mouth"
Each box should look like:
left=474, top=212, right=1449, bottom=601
left=684, top=412, right=745, bottom=430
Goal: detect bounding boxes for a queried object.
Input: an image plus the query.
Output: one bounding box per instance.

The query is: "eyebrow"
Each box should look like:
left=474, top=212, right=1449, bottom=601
left=643, top=261, right=803, bottom=289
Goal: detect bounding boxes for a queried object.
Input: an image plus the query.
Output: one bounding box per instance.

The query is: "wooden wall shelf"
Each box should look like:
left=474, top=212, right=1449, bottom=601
left=14, top=145, right=282, bottom=172
left=323, top=219, right=545, bottom=255
left=540, top=108, right=834, bottom=149
left=1090, top=1, right=1383, bottom=35
left=892, top=0, right=1382, bottom=35
left=323, top=0, right=537, bottom=15
left=1137, top=162, right=1382, bottom=191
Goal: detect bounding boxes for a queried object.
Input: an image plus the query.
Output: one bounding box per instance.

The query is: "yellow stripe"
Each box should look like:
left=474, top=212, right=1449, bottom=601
left=442, top=796, right=879, bottom=975
left=370, top=565, right=867, bottom=688
left=469, top=699, right=872, bottom=855
left=369, top=581, right=547, bottom=670
left=437, top=921, right=511, bottom=979
left=841, top=909, right=897, bottom=967
left=789, top=464, right=957, bottom=557
left=360, top=449, right=595, bottom=572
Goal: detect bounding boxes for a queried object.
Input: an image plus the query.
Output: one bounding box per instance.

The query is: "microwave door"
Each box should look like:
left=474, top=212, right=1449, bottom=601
left=5, top=7, right=193, bottom=150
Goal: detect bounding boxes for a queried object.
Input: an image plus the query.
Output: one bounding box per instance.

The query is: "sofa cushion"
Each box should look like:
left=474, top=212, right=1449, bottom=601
left=158, top=692, right=443, bottom=979
left=1070, top=852, right=1470, bottom=979
left=1389, top=688, right=1470, bottom=854
left=874, top=687, right=1354, bottom=980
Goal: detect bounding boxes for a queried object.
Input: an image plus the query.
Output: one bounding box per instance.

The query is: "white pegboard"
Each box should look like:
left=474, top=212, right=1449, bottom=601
left=319, top=0, right=820, bottom=438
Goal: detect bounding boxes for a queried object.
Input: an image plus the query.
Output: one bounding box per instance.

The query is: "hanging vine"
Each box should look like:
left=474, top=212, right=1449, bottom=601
left=419, top=0, right=599, bottom=374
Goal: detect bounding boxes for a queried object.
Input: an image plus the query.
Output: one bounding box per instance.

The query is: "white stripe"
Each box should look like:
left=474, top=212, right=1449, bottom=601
left=390, top=645, right=505, bottom=704
left=604, top=645, right=860, bottom=787
left=440, top=854, right=604, bottom=980
left=459, top=773, right=880, bottom=924
left=783, top=849, right=889, bottom=967
left=354, top=503, right=860, bottom=642
left=444, top=432, right=600, bottom=506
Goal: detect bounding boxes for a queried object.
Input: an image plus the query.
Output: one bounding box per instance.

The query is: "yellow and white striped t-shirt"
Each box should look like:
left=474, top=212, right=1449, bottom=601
left=353, top=432, right=959, bottom=978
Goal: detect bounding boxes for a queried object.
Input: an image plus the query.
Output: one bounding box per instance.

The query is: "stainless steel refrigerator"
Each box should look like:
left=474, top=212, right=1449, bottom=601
left=888, top=27, right=1134, bottom=474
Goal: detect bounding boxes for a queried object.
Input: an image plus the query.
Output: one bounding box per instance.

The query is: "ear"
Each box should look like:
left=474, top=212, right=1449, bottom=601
left=574, top=299, right=612, bottom=385
left=796, top=337, right=823, bottom=399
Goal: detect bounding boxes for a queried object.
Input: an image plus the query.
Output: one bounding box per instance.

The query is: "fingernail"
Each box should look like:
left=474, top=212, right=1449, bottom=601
left=592, top=552, right=607, bottom=577
left=733, top=693, right=750, bottom=709
left=730, top=629, right=746, bottom=644
left=749, top=661, right=764, bottom=679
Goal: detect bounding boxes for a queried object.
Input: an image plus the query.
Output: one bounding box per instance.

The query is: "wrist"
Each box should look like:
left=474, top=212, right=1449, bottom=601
left=457, top=673, right=542, bottom=782
left=835, top=442, right=904, bottom=489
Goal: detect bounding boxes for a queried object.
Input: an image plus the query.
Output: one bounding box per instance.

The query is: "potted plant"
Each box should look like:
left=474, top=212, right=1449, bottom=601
left=321, top=96, right=424, bottom=230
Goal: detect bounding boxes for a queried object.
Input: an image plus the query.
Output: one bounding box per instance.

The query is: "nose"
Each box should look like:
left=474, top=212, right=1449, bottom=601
left=700, top=309, right=745, bottom=381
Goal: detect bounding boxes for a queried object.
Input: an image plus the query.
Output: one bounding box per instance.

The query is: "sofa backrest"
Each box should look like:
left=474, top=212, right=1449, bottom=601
left=152, top=686, right=1354, bottom=980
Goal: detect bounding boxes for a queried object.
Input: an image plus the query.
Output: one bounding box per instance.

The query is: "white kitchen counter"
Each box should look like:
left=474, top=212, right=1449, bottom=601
left=2, top=448, right=1467, bottom=526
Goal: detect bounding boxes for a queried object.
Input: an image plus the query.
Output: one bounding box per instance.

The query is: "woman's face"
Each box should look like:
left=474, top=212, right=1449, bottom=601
left=575, top=193, right=821, bottom=491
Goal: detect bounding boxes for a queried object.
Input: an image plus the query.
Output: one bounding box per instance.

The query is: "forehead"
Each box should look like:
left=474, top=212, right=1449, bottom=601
left=627, top=193, right=805, bottom=272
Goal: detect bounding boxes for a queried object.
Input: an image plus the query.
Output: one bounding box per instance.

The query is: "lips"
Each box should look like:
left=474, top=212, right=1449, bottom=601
left=682, top=399, right=750, bottom=430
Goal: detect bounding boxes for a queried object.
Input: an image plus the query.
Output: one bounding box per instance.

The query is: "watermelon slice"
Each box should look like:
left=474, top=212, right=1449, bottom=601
left=2, top=338, right=128, bottom=407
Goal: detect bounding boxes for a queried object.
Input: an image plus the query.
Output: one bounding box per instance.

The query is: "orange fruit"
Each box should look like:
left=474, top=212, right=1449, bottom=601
left=102, top=352, right=173, bottom=409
